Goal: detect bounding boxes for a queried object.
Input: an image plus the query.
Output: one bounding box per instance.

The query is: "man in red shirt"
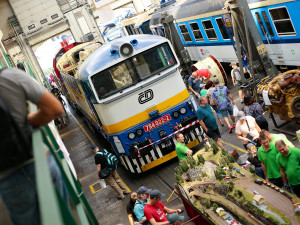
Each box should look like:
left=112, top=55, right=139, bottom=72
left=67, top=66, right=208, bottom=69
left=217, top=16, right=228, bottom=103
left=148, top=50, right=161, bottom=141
left=144, top=190, right=183, bottom=225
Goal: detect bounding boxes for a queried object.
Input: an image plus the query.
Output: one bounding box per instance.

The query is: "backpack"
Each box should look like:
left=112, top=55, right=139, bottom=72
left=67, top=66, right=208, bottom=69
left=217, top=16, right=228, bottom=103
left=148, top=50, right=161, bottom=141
left=0, top=68, right=32, bottom=171
left=232, top=68, right=242, bottom=82
left=252, top=109, right=269, bottom=131
left=96, top=149, right=119, bottom=171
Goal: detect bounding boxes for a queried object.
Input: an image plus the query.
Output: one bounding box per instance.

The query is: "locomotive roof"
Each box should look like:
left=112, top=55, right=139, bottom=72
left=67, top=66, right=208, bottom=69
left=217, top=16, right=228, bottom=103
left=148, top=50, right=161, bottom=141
left=78, top=34, right=168, bottom=81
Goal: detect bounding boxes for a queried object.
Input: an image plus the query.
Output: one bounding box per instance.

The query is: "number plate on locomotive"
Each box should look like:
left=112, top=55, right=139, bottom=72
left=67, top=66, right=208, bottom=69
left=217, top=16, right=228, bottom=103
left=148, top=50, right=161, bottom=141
left=143, top=115, right=171, bottom=132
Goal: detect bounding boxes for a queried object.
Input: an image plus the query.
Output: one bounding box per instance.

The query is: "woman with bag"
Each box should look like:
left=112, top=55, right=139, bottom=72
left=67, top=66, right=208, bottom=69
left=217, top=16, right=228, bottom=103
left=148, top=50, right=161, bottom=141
left=243, top=95, right=269, bottom=130
left=235, top=111, right=261, bottom=150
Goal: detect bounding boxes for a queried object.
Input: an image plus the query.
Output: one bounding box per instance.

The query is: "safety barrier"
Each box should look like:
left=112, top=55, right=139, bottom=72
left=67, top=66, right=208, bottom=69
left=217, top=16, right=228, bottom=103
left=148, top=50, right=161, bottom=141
left=31, top=103, right=98, bottom=225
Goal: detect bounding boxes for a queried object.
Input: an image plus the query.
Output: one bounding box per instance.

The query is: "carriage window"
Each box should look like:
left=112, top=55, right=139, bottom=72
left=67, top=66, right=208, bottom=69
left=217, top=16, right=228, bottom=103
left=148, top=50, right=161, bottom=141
left=179, top=24, right=192, bottom=42
left=255, top=12, right=267, bottom=37
left=261, top=11, right=274, bottom=36
left=132, top=43, right=176, bottom=80
left=91, top=61, right=136, bottom=99
left=189, top=22, right=204, bottom=41
left=202, top=20, right=218, bottom=40
left=125, top=26, right=134, bottom=35
left=269, top=7, right=296, bottom=36
left=161, top=27, right=165, bottom=37
left=216, top=18, right=229, bottom=40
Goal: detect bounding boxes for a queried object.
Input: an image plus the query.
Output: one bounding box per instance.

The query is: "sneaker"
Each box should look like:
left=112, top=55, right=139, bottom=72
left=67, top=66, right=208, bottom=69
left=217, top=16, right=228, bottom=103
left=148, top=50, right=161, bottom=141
left=228, top=126, right=234, bottom=133
left=233, top=123, right=236, bottom=128
left=240, top=99, right=244, bottom=103
left=220, top=122, right=224, bottom=126
left=117, top=196, right=125, bottom=200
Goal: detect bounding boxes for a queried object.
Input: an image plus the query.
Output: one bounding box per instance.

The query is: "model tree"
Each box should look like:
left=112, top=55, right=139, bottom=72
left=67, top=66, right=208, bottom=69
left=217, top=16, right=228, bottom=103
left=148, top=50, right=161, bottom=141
left=209, top=139, right=219, bottom=155
left=228, top=181, right=235, bottom=192
left=175, top=172, right=184, bottom=184
left=179, top=158, right=189, bottom=172
left=197, top=154, right=205, bottom=165
left=204, top=143, right=210, bottom=152
left=212, top=203, right=218, bottom=212
left=227, top=154, right=235, bottom=163
left=187, top=155, right=196, bottom=169
left=221, top=148, right=228, bottom=156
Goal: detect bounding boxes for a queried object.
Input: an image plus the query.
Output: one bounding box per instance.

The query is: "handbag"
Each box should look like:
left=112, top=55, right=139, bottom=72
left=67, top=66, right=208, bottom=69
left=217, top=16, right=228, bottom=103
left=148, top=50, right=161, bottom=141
left=233, top=105, right=239, bottom=117
left=98, top=168, right=111, bottom=179
left=252, top=109, right=269, bottom=130
left=245, top=119, right=259, bottom=146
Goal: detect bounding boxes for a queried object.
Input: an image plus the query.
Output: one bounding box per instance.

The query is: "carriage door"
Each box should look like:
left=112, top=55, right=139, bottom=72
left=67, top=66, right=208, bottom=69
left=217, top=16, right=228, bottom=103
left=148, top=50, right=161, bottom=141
left=253, top=9, right=283, bottom=56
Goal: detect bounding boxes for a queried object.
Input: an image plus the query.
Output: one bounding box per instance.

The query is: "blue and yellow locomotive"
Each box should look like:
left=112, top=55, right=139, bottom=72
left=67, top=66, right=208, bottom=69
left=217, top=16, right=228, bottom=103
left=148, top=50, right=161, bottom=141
left=57, top=35, right=204, bottom=173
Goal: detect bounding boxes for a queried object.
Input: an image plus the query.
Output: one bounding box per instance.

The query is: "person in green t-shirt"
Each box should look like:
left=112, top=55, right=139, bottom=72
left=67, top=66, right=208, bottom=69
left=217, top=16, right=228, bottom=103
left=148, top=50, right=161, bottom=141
left=258, top=131, right=283, bottom=187
left=260, top=129, right=294, bottom=147
left=275, top=140, right=300, bottom=197
left=175, top=132, right=193, bottom=161
left=200, top=84, right=207, bottom=96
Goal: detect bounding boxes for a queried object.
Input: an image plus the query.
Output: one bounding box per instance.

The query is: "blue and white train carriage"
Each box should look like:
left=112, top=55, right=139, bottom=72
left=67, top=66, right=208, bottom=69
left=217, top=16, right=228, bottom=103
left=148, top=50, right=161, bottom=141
left=72, top=35, right=204, bottom=173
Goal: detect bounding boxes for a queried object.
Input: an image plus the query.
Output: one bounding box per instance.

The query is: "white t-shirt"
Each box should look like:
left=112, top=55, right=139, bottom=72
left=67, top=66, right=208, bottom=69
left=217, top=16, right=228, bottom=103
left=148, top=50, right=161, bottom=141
left=235, top=116, right=259, bottom=144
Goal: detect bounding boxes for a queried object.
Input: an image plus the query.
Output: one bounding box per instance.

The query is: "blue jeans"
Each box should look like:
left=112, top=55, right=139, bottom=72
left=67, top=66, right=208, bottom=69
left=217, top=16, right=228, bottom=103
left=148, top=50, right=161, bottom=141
left=255, top=167, right=265, bottom=179
left=211, top=105, right=222, bottom=118
left=0, top=162, right=41, bottom=225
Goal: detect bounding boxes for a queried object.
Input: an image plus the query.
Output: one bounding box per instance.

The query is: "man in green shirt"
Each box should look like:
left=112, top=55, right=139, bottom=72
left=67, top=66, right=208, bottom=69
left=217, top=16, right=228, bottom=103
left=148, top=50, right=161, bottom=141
left=197, top=96, right=225, bottom=150
left=276, top=140, right=300, bottom=197
left=258, top=131, right=283, bottom=187
left=175, top=132, right=193, bottom=160
left=260, top=130, right=294, bottom=147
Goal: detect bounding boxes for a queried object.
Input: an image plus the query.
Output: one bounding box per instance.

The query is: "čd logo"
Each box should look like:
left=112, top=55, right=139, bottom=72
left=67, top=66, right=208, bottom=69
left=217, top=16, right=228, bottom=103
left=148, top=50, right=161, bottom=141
left=138, top=89, right=153, bottom=104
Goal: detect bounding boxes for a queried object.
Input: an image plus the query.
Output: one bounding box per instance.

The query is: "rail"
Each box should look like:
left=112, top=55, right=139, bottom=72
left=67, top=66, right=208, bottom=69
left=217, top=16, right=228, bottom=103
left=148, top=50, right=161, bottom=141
left=31, top=104, right=98, bottom=225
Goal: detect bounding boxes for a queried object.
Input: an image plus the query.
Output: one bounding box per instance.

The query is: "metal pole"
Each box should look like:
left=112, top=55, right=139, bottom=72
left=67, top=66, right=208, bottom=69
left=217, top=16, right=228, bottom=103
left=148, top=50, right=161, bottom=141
left=231, top=11, right=246, bottom=83
left=236, top=0, right=278, bottom=78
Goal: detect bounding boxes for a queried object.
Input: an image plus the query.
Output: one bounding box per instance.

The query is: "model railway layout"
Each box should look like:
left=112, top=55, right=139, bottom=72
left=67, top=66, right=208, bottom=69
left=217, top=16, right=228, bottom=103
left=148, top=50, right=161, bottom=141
left=175, top=139, right=300, bottom=225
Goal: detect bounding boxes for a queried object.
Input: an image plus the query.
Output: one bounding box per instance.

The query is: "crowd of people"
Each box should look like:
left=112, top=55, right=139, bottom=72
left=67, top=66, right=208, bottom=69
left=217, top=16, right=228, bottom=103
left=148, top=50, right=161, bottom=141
left=2, top=60, right=299, bottom=225
left=179, top=63, right=300, bottom=198
left=126, top=186, right=184, bottom=225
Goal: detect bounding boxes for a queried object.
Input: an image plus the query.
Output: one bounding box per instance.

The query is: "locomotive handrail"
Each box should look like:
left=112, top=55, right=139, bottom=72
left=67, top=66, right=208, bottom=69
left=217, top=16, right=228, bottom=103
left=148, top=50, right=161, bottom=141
left=30, top=104, right=98, bottom=225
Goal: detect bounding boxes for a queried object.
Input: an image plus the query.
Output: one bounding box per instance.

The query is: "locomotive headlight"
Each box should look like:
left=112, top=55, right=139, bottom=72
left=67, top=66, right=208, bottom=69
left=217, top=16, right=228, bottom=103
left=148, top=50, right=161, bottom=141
left=179, top=107, right=187, bottom=115
left=172, top=111, right=180, bottom=119
left=128, top=132, right=135, bottom=140
left=136, top=128, right=143, bottom=137
left=120, top=43, right=134, bottom=57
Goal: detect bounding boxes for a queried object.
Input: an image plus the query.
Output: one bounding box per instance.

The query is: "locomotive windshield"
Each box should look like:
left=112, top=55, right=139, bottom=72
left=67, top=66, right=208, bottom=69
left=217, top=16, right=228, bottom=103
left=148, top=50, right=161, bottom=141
left=91, top=43, right=176, bottom=99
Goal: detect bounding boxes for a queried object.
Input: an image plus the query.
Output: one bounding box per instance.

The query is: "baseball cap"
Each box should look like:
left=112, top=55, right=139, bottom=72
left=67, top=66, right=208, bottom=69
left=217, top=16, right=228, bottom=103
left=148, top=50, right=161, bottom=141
left=91, top=145, right=98, bottom=150
left=150, top=189, right=166, bottom=198
left=237, top=111, right=246, bottom=120
left=199, top=84, right=205, bottom=89
left=167, top=213, right=185, bottom=224
left=230, top=61, right=237, bottom=66
left=137, top=186, right=152, bottom=195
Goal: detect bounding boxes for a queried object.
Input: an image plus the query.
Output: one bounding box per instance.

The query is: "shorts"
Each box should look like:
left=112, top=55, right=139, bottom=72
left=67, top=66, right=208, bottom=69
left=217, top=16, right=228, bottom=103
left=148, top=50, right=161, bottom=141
left=244, top=65, right=250, bottom=74
left=206, top=128, right=221, bottom=141
left=211, top=104, right=222, bottom=119
left=236, top=81, right=242, bottom=90
left=219, top=104, right=233, bottom=118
